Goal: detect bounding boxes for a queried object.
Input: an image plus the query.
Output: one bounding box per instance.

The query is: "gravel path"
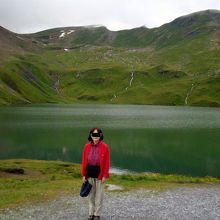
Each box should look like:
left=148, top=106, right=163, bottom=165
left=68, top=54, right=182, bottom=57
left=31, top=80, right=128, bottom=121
left=1, top=186, right=220, bottom=220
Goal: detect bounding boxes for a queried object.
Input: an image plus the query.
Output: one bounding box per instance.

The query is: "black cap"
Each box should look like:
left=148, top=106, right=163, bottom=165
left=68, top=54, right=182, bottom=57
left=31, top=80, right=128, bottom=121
left=80, top=180, right=92, bottom=197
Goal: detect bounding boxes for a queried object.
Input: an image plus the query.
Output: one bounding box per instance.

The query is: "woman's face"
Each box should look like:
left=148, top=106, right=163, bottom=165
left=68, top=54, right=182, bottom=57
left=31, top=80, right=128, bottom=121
left=91, top=129, right=101, bottom=142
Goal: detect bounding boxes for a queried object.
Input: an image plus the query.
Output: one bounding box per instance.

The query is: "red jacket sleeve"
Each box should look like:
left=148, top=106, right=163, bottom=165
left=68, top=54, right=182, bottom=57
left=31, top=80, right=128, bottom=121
left=81, top=145, right=87, bottom=177
left=103, top=144, right=110, bottom=178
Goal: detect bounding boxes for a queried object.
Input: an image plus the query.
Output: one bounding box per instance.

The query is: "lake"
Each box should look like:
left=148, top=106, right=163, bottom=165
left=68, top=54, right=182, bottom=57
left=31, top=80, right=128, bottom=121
left=0, top=104, right=220, bottom=178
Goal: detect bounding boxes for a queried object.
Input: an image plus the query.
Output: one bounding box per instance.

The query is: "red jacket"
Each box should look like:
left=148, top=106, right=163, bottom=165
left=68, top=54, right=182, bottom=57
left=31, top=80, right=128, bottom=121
left=81, top=141, right=110, bottom=180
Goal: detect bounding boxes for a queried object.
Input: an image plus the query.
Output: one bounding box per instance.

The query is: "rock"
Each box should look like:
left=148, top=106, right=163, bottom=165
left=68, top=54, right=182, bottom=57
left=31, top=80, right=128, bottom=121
left=105, top=184, right=124, bottom=191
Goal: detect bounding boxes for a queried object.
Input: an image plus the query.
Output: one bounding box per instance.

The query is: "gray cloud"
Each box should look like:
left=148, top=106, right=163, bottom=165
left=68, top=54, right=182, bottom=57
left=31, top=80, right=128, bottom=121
left=1, top=0, right=220, bottom=33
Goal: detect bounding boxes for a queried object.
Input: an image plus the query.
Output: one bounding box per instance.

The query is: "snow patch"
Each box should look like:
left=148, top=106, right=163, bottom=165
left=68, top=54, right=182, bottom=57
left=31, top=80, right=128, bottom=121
left=59, top=31, right=66, bottom=38
left=67, top=30, right=75, bottom=35
left=59, top=29, right=75, bottom=38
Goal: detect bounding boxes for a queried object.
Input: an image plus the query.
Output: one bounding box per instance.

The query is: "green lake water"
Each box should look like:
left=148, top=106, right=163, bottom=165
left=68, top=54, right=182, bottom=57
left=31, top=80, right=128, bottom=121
left=0, top=104, right=220, bottom=177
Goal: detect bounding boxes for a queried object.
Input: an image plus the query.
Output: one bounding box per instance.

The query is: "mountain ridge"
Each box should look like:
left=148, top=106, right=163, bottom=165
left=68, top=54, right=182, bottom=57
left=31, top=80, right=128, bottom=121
left=0, top=9, right=220, bottom=107
left=1, top=9, right=220, bottom=51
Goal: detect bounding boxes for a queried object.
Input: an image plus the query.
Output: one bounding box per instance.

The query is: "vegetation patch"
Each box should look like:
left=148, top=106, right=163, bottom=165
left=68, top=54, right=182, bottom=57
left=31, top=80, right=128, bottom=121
left=0, top=168, right=24, bottom=175
left=77, top=94, right=99, bottom=101
left=0, top=159, right=220, bottom=210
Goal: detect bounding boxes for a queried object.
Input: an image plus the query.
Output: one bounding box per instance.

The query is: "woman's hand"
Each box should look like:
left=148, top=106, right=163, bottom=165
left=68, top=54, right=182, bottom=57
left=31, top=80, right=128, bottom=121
left=101, top=177, right=106, bottom=184
left=82, top=176, right=86, bottom=183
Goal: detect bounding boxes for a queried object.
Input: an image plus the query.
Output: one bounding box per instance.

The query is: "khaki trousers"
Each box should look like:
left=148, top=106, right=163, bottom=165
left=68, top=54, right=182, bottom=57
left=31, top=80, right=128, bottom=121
left=88, top=178, right=105, bottom=216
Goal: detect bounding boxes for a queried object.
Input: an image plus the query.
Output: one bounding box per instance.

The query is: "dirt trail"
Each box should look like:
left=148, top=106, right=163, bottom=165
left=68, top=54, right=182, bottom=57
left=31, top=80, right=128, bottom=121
left=1, top=186, right=220, bottom=220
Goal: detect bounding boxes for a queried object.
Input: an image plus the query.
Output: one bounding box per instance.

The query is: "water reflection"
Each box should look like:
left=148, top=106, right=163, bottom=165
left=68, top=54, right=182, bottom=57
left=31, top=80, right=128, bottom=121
left=0, top=104, right=220, bottom=177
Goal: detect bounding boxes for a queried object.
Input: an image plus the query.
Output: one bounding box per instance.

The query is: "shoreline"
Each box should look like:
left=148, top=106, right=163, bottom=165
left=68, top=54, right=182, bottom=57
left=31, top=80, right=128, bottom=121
left=1, top=159, right=220, bottom=211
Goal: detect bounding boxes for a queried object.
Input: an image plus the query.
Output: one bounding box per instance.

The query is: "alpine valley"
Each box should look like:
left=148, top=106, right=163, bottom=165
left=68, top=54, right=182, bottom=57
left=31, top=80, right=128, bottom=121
left=1, top=9, right=220, bottom=107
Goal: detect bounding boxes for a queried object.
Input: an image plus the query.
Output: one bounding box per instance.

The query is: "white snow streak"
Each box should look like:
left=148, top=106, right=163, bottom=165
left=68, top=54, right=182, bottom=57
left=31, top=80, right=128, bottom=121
left=59, top=29, right=75, bottom=38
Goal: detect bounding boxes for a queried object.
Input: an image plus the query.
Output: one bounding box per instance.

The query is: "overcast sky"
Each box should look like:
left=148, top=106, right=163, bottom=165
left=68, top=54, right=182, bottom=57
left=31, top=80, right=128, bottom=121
left=1, top=0, right=220, bottom=34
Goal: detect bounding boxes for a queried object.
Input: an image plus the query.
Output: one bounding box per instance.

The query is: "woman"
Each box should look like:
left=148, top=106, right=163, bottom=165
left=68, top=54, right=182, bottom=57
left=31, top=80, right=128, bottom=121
left=81, top=127, right=110, bottom=220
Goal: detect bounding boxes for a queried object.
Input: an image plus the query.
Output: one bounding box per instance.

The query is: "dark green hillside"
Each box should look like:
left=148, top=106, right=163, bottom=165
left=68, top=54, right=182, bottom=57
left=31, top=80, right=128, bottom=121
left=112, top=26, right=156, bottom=48
left=0, top=10, right=220, bottom=106
left=153, top=10, right=220, bottom=48
left=0, top=59, right=61, bottom=105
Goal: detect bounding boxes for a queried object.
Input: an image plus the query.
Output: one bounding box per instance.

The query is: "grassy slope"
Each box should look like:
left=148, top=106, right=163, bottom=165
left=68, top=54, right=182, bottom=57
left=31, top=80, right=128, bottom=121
left=0, top=45, right=220, bottom=106
left=1, top=10, right=220, bottom=107
left=1, top=44, right=220, bottom=107
left=0, top=159, right=220, bottom=210
left=34, top=40, right=220, bottom=106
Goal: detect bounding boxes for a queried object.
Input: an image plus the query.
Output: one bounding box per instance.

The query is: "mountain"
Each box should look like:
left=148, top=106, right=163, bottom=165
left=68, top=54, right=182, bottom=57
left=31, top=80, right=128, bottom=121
left=23, top=9, right=220, bottom=49
left=0, top=9, right=220, bottom=107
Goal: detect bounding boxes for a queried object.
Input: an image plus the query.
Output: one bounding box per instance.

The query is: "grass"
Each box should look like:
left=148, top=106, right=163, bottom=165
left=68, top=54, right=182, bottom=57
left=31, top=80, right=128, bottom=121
left=0, top=159, right=220, bottom=210
left=0, top=159, right=82, bottom=209
left=1, top=11, right=220, bottom=107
